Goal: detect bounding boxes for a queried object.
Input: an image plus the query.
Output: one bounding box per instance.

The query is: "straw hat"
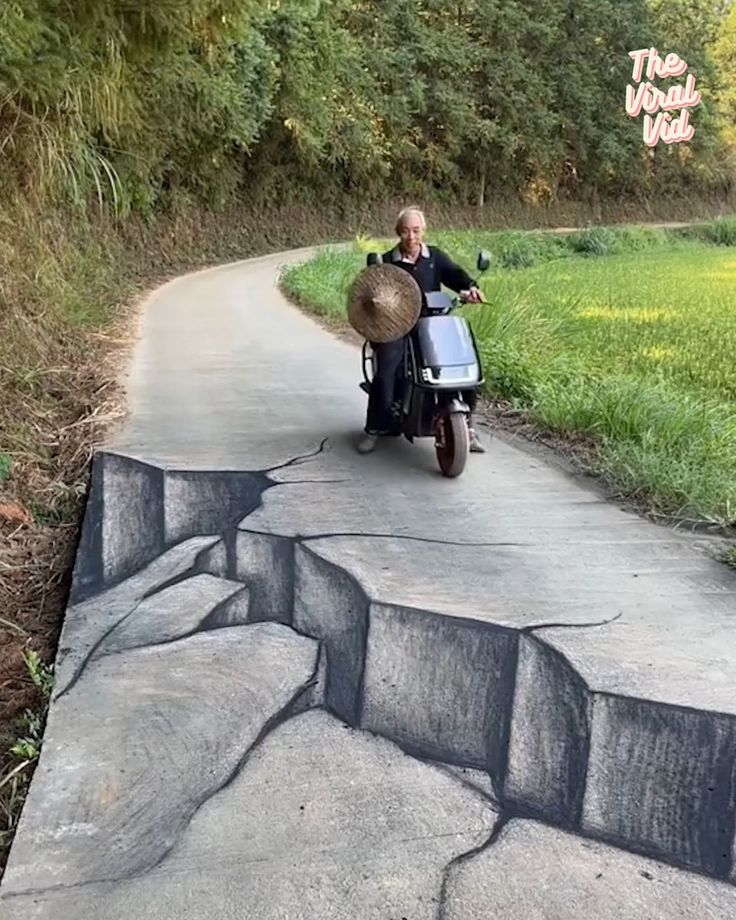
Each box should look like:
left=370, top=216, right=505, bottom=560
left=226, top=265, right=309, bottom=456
left=346, top=264, right=423, bottom=343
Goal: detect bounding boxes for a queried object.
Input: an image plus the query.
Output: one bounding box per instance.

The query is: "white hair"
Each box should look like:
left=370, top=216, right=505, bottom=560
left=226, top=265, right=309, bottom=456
left=395, top=206, right=426, bottom=234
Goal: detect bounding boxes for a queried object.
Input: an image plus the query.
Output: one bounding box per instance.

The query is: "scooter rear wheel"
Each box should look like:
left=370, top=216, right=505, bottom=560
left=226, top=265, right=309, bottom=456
left=435, top=412, right=469, bottom=478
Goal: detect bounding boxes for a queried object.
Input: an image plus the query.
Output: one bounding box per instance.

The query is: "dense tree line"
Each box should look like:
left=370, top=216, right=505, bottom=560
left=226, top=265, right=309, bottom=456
left=0, top=0, right=734, bottom=215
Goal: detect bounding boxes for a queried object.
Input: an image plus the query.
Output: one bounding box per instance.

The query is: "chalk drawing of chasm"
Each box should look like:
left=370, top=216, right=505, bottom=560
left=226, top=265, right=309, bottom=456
left=3, top=443, right=736, bottom=919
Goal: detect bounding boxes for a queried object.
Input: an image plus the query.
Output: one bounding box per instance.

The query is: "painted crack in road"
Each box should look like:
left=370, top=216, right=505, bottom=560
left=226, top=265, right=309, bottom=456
left=53, top=594, right=148, bottom=702
left=23, top=445, right=736, bottom=901
left=295, top=531, right=531, bottom=548
left=119, top=650, right=325, bottom=887
left=437, top=815, right=512, bottom=920
left=1, top=653, right=323, bottom=901
left=521, top=612, right=624, bottom=634
left=55, top=443, right=333, bottom=698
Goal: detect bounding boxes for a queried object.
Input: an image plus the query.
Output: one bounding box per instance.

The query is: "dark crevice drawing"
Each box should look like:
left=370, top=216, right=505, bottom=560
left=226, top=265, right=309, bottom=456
left=69, top=442, right=330, bottom=606
left=198, top=587, right=250, bottom=630
left=405, top=759, right=501, bottom=810
left=61, top=443, right=335, bottom=694
left=6, top=655, right=324, bottom=901
left=268, top=478, right=351, bottom=487
left=264, top=438, right=330, bottom=473
left=294, top=541, right=370, bottom=728
left=521, top=611, right=624, bottom=634
left=119, top=652, right=324, bottom=886
left=139, top=565, right=200, bottom=602
left=436, top=813, right=512, bottom=920
left=296, top=532, right=531, bottom=549
left=43, top=447, right=736, bottom=896
left=53, top=595, right=148, bottom=702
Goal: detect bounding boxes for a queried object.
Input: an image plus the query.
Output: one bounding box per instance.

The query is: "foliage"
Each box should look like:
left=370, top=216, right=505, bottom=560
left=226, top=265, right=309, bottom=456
left=691, top=214, right=736, bottom=244
left=0, top=455, right=11, bottom=485
left=0, top=1, right=276, bottom=211
left=23, top=650, right=54, bottom=699
left=1, top=0, right=735, bottom=213
left=713, top=2, right=736, bottom=154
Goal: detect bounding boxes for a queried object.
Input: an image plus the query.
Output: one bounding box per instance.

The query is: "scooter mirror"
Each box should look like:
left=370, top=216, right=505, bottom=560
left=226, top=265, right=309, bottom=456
left=366, top=252, right=383, bottom=266
left=477, top=250, right=491, bottom=273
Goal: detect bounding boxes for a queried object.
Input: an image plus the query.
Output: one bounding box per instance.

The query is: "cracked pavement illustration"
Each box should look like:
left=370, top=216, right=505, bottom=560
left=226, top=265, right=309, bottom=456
left=2, top=248, right=736, bottom=919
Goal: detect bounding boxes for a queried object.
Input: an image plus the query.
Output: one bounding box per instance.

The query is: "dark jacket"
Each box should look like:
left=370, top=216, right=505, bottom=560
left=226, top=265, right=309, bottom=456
left=381, top=243, right=475, bottom=300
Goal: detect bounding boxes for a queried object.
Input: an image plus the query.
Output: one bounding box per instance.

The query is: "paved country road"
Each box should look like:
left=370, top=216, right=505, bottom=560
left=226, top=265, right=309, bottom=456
left=1, top=246, right=736, bottom=919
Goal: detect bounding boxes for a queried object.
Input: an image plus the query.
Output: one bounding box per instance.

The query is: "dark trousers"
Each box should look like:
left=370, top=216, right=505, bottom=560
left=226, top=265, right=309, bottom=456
left=365, top=338, right=406, bottom=434
left=365, top=336, right=478, bottom=434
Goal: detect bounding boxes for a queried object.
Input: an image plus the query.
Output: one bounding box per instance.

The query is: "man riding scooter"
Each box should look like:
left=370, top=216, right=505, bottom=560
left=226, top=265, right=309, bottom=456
left=358, top=206, right=486, bottom=455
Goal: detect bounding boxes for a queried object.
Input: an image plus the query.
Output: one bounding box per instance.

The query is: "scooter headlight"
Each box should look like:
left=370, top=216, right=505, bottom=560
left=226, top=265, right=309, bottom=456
left=422, top=365, right=478, bottom=385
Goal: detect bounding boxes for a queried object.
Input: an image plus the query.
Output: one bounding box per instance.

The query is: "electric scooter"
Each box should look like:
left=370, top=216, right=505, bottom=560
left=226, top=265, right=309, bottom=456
left=359, top=250, right=491, bottom=477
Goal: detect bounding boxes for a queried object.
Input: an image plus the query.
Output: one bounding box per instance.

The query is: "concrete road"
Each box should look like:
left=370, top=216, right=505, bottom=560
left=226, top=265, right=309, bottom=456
left=2, top=246, right=736, bottom=918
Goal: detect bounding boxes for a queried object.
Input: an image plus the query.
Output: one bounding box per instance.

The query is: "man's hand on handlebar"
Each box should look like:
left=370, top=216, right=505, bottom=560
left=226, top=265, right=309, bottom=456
left=460, top=287, right=485, bottom=304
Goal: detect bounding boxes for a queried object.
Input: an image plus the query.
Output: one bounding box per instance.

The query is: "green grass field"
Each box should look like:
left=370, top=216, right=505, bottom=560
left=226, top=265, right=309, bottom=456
left=280, top=220, right=736, bottom=527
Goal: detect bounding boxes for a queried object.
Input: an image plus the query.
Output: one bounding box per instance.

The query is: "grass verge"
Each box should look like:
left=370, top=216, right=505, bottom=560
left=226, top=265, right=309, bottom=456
left=279, top=218, right=736, bottom=531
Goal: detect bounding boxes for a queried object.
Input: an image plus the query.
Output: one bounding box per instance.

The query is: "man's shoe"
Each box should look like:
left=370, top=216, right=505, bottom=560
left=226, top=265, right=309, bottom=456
left=357, top=432, right=380, bottom=454
left=468, top=428, right=486, bottom=453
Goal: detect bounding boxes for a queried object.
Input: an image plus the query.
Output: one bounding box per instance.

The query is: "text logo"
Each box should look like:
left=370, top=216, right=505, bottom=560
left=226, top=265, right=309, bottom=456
left=626, top=47, right=702, bottom=146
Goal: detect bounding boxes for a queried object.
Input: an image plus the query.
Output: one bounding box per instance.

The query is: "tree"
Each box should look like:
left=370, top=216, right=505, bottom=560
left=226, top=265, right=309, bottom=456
left=0, top=1, right=276, bottom=210
left=1, top=0, right=730, bottom=213
left=713, top=2, right=736, bottom=153
left=645, top=0, right=728, bottom=190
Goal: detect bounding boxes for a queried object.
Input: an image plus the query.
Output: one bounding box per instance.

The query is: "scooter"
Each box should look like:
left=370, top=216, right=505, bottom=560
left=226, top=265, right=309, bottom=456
left=359, top=250, right=491, bottom=478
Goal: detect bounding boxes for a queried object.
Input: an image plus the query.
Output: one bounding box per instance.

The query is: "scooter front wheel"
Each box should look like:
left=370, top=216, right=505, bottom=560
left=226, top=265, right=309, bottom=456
left=434, top=412, right=469, bottom=478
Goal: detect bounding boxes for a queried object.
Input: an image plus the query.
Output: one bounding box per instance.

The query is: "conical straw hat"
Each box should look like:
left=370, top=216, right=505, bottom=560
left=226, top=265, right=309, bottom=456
left=347, top=263, right=422, bottom=343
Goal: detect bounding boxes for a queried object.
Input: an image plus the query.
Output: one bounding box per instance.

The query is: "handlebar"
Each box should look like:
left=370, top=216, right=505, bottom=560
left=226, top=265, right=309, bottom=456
left=452, top=292, right=485, bottom=307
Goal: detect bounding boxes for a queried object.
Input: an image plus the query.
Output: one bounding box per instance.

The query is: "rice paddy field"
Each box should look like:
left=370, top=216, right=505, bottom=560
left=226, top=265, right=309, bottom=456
left=280, top=219, right=736, bottom=528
